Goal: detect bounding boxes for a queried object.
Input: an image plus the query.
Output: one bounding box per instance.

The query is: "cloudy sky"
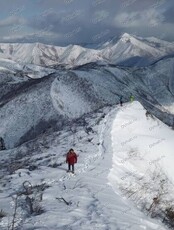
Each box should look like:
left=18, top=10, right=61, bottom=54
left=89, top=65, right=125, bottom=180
left=0, top=0, right=174, bottom=46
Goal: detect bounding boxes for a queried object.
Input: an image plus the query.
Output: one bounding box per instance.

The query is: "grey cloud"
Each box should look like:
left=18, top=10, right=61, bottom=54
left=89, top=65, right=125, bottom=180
left=164, top=5, right=174, bottom=23
left=0, top=16, right=26, bottom=27
left=0, top=0, right=174, bottom=45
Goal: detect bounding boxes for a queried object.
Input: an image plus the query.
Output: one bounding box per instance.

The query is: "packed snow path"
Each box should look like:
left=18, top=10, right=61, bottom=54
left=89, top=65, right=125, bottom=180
left=1, top=102, right=172, bottom=229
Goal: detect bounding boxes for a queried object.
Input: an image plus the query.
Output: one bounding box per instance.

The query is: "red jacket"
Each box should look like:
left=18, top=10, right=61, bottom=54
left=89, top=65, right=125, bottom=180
left=66, top=151, right=77, bottom=165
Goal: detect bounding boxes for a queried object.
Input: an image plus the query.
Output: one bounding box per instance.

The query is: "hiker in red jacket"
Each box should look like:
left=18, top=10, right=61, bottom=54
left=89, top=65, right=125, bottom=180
left=66, top=149, right=77, bottom=173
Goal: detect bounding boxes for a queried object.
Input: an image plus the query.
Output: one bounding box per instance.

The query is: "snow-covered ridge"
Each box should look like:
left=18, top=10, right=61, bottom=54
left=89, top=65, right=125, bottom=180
left=0, top=101, right=172, bottom=229
left=0, top=33, right=174, bottom=68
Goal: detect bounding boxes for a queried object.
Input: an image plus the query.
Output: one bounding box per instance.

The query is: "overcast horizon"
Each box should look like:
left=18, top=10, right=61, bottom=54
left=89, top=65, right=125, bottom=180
left=0, top=0, right=174, bottom=46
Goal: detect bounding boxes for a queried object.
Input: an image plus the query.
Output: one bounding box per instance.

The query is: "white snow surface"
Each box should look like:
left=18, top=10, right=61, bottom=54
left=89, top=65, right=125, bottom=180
left=1, top=101, right=173, bottom=229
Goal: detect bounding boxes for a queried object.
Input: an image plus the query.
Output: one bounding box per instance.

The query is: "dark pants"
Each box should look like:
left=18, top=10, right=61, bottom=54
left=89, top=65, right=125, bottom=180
left=68, top=163, right=74, bottom=172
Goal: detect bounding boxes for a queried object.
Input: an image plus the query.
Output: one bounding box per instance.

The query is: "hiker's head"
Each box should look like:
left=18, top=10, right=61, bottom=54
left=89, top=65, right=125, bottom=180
left=69, top=148, right=74, bottom=152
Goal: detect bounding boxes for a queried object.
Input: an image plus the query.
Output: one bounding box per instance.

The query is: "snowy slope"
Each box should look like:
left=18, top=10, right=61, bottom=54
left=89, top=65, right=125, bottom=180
left=1, top=102, right=173, bottom=229
left=109, top=101, right=174, bottom=228
left=0, top=33, right=174, bottom=68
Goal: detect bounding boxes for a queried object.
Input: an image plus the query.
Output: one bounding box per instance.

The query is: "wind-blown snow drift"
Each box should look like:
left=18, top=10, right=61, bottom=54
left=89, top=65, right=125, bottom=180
left=109, top=101, right=174, bottom=228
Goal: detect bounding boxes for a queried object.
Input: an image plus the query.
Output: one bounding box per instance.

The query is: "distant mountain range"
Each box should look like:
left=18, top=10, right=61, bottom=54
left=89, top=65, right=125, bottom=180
left=0, top=33, right=174, bottom=68
left=0, top=33, right=174, bottom=148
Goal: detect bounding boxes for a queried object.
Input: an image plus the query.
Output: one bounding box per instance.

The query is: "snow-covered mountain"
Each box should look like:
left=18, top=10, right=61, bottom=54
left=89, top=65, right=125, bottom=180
left=0, top=42, right=103, bottom=68
left=0, top=33, right=174, bottom=230
left=0, top=33, right=174, bottom=68
left=102, top=33, right=174, bottom=66
left=0, top=55, right=174, bottom=149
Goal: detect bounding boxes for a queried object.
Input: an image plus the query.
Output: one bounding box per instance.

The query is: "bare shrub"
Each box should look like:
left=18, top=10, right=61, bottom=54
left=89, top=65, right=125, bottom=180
left=0, top=209, right=7, bottom=219
left=119, top=166, right=174, bottom=228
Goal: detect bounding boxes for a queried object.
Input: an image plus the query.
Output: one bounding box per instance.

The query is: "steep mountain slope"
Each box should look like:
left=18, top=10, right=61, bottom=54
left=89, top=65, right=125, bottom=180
left=126, top=57, right=174, bottom=127
left=0, top=73, right=63, bottom=148
left=0, top=33, right=174, bottom=68
left=0, top=55, right=174, bottom=149
left=72, top=56, right=174, bottom=125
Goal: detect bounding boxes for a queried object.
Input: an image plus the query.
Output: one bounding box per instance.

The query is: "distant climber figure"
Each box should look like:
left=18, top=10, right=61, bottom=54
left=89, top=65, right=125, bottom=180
left=145, top=110, right=153, bottom=119
left=0, top=137, right=6, bottom=151
left=130, top=94, right=134, bottom=102
left=119, top=96, right=123, bottom=106
left=145, top=110, right=150, bottom=118
left=66, top=149, right=78, bottom=173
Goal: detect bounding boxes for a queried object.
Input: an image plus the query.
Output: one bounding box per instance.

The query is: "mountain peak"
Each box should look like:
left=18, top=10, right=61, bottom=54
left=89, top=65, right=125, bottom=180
left=121, top=33, right=132, bottom=38
left=120, top=33, right=136, bottom=43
